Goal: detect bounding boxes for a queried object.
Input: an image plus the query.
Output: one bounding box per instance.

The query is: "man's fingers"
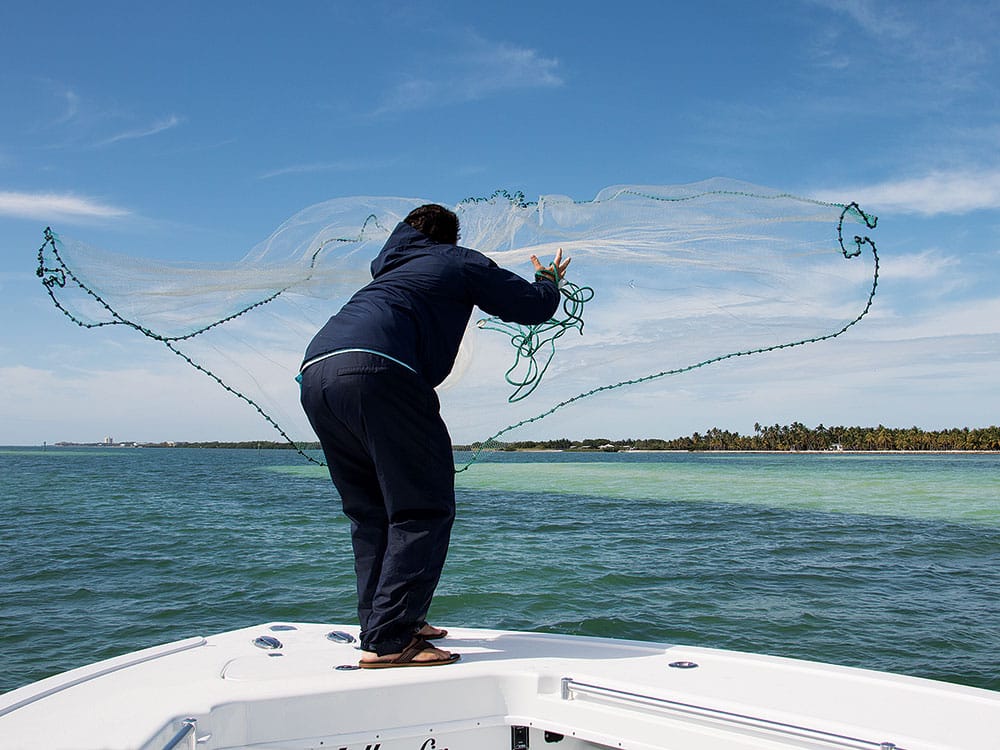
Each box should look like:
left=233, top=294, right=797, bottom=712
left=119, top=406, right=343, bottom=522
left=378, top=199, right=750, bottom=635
left=532, top=250, right=571, bottom=281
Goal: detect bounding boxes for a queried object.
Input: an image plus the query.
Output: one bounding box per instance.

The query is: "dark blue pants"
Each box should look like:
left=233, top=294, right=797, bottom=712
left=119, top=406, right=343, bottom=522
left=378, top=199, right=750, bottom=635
left=299, top=351, right=456, bottom=655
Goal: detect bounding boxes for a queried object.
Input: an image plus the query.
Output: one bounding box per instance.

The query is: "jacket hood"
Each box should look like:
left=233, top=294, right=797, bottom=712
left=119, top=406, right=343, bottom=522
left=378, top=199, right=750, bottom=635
left=371, top=222, right=445, bottom=278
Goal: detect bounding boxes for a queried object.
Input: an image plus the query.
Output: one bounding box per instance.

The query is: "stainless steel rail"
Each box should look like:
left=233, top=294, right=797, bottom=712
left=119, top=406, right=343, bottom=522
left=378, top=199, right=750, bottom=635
left=161, top=718, right=198, bottom=750
left=560, top=678, right=904, bottom=750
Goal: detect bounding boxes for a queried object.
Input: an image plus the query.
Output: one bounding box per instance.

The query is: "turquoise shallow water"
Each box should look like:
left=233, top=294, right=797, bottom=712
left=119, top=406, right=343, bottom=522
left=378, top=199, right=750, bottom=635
left=1, top=447, right=998, bottom=694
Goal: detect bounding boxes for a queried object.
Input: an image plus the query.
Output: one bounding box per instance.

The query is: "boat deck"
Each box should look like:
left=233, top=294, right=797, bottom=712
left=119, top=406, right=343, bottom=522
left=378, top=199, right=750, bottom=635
left=1, top=622, right=997, bottom=750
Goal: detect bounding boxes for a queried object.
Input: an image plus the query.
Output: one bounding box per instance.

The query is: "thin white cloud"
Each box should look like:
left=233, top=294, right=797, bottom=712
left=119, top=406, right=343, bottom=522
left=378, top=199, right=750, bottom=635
left=813, top=169, right=1000, bottom=215
left=258, top=158, right=395, bottom=180
left=54, top=89, right=81, bottom=124
left=460, top=33, right=563, bottom=96
left=873, top=296, right=1000, bottom=340
left=95, top=114, right=183, bottom=147
left=807, top=0, right=999, bottom=90
left=0, top=190, right=129, bottom=221
left=0, top=363, right=270, bottom=444
left=883, top=250, right=957, bottom=280
left=374, top=33, right=562, bottom=115
left=819, top=0, right=916, bottom=41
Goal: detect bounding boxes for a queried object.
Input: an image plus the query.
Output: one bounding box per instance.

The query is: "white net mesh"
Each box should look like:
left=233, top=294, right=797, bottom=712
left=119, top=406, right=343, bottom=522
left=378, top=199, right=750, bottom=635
left=36, top=179, right=879, bottom=467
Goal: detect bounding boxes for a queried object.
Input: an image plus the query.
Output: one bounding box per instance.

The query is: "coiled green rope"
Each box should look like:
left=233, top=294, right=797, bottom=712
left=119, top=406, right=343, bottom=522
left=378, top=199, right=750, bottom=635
left=477, top=280, right=595, bottom=403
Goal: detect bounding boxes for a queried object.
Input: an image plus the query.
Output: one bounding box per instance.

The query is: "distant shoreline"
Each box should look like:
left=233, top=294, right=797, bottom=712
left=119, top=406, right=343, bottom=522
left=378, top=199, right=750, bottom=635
left=474, top=448, right=1000, bottom=455
left=13, top=442, right=1000, bottom=455
left=19, top=424, right=1000, bottom=454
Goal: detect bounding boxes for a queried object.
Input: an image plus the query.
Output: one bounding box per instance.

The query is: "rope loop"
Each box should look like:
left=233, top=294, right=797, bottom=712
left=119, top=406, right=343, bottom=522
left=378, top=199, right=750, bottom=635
left=477, top=280, right=594, bottom=402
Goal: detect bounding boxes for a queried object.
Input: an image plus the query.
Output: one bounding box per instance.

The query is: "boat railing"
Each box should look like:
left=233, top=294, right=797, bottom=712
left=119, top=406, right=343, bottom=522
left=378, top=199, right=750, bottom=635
left=560, top=678, right=905, bottom=750
left=160, top=717, right=198, bottom=750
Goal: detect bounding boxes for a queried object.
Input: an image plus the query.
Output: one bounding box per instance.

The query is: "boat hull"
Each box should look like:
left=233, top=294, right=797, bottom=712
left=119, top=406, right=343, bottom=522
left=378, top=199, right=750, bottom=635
left=1, top=623, right=997, bottom=750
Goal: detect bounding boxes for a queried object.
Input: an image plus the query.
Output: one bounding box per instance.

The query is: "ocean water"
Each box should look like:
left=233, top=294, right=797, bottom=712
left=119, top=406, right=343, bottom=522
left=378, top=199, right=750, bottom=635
left=1, top=447, right=998, bottom=695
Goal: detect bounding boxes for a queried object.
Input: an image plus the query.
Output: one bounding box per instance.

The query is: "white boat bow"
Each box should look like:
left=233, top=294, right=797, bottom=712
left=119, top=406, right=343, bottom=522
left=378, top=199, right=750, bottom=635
left=1, top=622, right=997, bottom=750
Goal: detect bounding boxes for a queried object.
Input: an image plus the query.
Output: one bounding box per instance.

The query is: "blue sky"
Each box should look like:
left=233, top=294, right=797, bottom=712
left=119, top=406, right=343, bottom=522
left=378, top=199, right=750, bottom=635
left=2, top=0, right=999, bottom=444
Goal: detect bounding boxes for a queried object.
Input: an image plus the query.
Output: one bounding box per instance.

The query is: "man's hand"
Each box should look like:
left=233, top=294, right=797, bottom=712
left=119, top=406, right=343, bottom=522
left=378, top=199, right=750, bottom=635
left=531, top=248, right=571, bottom=283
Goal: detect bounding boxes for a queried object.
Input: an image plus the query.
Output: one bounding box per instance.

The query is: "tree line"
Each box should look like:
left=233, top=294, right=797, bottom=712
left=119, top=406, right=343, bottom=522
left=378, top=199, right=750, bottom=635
left=136, top=424, right=1000, bottom=452
left=455, top=423, right=1000, bottom=452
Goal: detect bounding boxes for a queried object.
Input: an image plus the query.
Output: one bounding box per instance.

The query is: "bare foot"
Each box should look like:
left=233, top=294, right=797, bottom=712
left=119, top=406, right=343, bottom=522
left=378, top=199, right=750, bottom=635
left=416, top=624, right=447, bottom=639
left=359, top=640, right=457, bottom=667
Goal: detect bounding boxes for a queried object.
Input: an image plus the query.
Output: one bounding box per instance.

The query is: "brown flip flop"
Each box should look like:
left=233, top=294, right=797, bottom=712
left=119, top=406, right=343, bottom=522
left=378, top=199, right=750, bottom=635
left=358, top=638, right=460, bottom=669
left=419, top=626, right=448, bottom=640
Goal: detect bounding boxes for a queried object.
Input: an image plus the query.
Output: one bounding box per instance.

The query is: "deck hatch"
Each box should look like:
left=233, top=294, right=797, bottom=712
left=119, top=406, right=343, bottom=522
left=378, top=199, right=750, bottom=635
left=252, top=635, right=283, bottom=650
left=326, top=630, right=357, bottom=644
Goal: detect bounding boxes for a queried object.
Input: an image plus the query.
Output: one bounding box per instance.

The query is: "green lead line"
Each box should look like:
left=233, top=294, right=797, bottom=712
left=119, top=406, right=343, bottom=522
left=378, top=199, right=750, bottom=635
left=455, top=202, right=880, bottom=473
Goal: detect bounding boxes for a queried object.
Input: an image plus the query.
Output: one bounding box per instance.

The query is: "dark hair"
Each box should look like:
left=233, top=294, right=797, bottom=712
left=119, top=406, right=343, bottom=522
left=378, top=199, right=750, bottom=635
left=404, top=204, right=460, bottom=245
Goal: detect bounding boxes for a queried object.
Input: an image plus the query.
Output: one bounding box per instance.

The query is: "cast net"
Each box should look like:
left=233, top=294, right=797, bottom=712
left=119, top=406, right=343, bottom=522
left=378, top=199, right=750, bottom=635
left=36, top=179, right=879, bottom=468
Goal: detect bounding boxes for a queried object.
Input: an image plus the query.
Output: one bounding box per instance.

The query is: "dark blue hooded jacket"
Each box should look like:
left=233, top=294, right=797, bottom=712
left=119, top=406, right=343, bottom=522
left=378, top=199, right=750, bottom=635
left=303, top=222, right=560, bottom=388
